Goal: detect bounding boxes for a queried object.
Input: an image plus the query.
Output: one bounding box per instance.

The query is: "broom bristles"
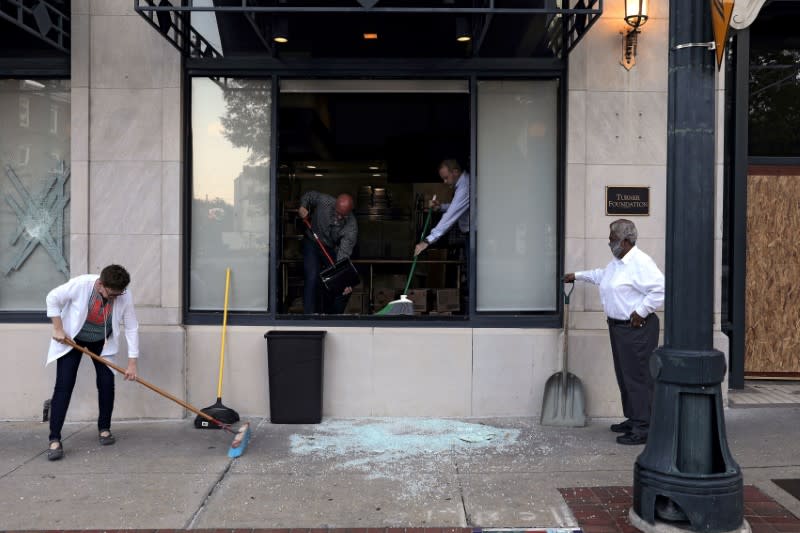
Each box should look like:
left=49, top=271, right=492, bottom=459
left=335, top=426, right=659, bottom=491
left=228, top=422, right=251, bottom=458
left=375, top=294, right=415, bottom=315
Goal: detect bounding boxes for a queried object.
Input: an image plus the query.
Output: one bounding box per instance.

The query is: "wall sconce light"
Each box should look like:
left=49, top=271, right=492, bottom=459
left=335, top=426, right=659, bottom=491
left=455, top=16, right=471, bottom=42
left=621, top=0, right=648, bottom=70
left=272, top=17, right=289, bottom=44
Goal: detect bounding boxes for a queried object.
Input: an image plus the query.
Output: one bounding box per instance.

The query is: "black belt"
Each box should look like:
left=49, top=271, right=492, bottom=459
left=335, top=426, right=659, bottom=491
left=607, top=314, right=652, bottom=326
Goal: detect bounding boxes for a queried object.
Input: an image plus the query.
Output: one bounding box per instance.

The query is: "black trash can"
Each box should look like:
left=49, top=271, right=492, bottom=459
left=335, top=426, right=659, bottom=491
left=264, top=330, right=326, bottom=423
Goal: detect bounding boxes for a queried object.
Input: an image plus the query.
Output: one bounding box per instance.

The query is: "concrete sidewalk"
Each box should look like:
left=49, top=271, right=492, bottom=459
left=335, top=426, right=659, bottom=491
left=0, top=407, right=799, bottom=531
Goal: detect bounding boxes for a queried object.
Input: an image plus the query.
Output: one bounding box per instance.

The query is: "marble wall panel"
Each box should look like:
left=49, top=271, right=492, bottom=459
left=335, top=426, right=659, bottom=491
left=371, top=328, right=472, bottom=416
left=585, top=163, right=667, bottom=239
left=566, top=163, right=586, bottom=239
left=89, top=161, right=162, bottom=235
left=89, top=89, right=162, bottom=162
left=472, top=329, right=559, bottom=417
left=90, top=234, right=161, bottom=306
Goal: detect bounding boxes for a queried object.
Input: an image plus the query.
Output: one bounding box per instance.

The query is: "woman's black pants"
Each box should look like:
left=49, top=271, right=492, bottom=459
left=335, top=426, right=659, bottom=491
left=49, top=339, right=114, bottom=441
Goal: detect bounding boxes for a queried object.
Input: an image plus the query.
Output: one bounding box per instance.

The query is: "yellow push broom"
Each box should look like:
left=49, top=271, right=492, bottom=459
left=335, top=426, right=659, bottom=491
left=196, top=267, right=240, bottom=427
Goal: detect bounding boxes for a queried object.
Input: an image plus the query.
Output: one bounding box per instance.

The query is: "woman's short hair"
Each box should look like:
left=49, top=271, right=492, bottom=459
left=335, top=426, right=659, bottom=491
left=100, top=264, right=131, bottom=291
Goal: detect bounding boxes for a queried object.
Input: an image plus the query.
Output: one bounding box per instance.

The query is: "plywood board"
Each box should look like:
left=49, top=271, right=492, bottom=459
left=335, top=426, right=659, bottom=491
left=745, top=174, right=800, bottom=373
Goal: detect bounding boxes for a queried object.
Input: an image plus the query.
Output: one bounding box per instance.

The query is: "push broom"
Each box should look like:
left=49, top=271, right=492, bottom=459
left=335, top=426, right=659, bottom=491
left=63, top=338, right=252, bottom=458
left=195, top=267, right=240, bottom=427
left=375, top=195, right=436, bottom=316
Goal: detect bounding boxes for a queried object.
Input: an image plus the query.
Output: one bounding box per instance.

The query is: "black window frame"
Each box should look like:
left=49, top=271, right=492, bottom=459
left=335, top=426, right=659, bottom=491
left=183, top=57, right=568, bottom=328
left=0, top=58, right=70, bottom=324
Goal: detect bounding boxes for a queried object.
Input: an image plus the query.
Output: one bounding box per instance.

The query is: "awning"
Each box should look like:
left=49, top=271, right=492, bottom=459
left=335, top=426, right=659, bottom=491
left=134, top=0, right=601, bottom=61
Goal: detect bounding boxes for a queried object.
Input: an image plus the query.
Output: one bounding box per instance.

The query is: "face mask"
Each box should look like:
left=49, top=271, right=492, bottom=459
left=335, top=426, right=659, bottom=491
left=609, top=239, right=624, bottom=258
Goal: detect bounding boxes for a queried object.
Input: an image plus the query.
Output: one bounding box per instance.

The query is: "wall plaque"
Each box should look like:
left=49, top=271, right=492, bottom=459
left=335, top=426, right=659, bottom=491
left=605, top=186, right=650, bottom=216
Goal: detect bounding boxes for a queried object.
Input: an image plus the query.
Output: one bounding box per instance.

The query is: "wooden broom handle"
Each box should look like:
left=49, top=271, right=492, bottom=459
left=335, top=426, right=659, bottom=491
left=62, top=338, right=230, bottom=432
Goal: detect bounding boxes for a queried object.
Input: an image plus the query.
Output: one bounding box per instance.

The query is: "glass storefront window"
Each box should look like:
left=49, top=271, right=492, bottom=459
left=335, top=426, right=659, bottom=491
left=476, top=80, right=559, bottom=312
left=748, top=9, right=800, bottom=157
left=0, top=79, right=70, bottom=311
left=190, top=78, right=271, bottom=311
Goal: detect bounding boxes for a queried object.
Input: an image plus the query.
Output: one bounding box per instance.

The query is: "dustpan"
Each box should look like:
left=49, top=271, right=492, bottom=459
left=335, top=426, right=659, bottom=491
left=541, top=282, right=587, bottom=427
left=302, top=217, right=361, bottom=294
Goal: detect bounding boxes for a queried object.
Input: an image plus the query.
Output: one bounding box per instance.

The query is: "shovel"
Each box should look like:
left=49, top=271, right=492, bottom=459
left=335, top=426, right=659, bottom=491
left=540, top=281, right=587, bottom=427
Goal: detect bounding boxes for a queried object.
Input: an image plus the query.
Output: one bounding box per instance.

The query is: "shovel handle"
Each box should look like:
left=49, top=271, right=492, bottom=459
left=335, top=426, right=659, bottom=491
left=563, top=281, right=575, bottom=304
left=62, top=338, right=232, bottom=433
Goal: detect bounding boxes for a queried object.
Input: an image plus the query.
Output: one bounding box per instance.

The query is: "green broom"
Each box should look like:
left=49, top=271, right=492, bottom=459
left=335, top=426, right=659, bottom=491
left=375, top=195, right=436, bottom=316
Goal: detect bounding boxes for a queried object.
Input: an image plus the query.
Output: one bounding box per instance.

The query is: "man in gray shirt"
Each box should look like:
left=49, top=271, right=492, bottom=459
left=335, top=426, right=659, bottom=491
left=298, top=191, right=358, bottom=314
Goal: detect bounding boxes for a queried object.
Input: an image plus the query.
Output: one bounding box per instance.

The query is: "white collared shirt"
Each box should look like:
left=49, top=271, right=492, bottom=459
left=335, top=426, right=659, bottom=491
left=576, top=246, right=665, bottom=320
left=426, top=172, right=470, bottom=244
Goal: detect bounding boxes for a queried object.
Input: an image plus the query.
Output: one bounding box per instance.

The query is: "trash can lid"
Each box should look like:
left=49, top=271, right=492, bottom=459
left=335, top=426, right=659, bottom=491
left=264, top=330, right=327, bottom=339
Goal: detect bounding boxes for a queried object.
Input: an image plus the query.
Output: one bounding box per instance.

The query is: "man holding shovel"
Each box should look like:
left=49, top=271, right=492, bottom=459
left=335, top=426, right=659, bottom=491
left=564, top=219, right=664, bottom=445
left=45, top=264, right=141, bottom=460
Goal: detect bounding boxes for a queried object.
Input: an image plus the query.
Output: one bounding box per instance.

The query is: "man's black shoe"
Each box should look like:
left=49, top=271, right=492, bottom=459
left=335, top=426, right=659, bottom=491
left=616, top=432, right=647, bottom=445
left=610, top=420, right=633, bottom=433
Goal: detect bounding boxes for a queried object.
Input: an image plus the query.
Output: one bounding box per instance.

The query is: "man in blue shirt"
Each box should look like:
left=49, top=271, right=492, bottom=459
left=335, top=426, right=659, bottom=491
left=414, top=159, right=470, bottom=313
left=414, top=159, right=470, bottom=257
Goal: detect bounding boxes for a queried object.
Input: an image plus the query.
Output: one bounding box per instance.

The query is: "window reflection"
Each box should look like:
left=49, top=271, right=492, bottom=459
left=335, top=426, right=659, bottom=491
left=748, top=10, right=800, bottom=157
left=190, top=78, right=271, bottom=311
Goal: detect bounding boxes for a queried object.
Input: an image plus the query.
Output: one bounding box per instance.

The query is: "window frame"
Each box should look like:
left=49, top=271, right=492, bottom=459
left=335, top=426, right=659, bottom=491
left=0, top=59, right=70, bottom=322
left=183, top=60, right=567, bottom=328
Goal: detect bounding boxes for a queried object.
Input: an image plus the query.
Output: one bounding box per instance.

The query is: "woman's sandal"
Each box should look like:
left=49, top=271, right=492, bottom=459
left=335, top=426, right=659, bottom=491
left=98, top=430, right=116, bottom=446
left=47, top=440, right=64, bottom=461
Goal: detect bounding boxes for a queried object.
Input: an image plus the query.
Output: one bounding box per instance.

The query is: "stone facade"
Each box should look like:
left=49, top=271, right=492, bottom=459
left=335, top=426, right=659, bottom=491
left=0, top=0, right=729, bottom=422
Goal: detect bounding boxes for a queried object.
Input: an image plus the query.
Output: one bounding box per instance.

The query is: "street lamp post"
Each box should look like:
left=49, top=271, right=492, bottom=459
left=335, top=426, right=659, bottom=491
left=631, top=1, right=744, bottom=532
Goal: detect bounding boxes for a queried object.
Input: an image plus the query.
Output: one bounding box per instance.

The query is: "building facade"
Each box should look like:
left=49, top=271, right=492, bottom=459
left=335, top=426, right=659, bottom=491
left=1, top=0, right=796, bottom=423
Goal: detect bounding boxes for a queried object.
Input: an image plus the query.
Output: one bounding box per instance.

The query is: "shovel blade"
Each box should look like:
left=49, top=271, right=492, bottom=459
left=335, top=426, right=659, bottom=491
left=540, top=372, right=587, bottom=427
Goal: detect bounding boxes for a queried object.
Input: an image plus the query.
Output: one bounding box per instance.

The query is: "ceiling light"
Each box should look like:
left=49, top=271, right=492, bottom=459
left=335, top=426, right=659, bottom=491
left=314, top=173, right=323, bottom=177
left=363, top=33, right=379, bottom=40
left=369, top=166, right=379, bottom=170
left=272, top=18, right=289, bottom=43
left=306, top=165, right=316, bottom=169
left=455, top=16, right=471, bottom=42
left=372, top=173, right=381, bottom=177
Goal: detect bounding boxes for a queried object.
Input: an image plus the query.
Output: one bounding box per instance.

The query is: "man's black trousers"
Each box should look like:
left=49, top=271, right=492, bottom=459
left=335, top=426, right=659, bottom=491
left=607, top=314, right=659, bottom=437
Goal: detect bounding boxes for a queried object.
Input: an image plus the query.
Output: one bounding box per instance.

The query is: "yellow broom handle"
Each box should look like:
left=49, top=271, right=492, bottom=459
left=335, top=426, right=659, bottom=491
left=217, top=268, right=231, bottom=399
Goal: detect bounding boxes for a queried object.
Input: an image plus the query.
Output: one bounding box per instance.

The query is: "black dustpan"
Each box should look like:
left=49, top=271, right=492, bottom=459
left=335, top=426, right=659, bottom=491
left=195, top=398, right=239, bottom=428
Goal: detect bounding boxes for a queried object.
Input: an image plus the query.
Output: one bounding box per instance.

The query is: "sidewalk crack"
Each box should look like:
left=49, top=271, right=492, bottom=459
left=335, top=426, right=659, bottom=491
left=453, top=447, right=473, bottom=527
left=184, top=418, right=266, bottom=529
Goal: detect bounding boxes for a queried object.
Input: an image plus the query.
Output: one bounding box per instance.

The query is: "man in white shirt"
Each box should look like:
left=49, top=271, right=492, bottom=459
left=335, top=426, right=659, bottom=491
left=565, top=219, right=664, bottom=445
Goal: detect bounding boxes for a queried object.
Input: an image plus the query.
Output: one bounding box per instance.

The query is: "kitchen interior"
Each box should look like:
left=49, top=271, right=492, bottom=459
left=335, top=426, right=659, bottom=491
left=277, top=88, right=470, bottom=316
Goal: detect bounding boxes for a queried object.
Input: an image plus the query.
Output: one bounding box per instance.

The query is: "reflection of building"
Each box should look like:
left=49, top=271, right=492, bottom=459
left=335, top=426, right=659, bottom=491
left=1, top=2, right=798, bottom=422
left=232, top=164, right=269, bottom=248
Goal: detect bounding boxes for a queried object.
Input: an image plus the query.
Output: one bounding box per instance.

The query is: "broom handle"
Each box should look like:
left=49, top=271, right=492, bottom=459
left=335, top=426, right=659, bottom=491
left=301, top=217, right=336, bottom=266
left=403, top=195, right=436, bottom=295
left=62, top=338, right=231, bottom=432
left=217, top=267, right=231, bottom=400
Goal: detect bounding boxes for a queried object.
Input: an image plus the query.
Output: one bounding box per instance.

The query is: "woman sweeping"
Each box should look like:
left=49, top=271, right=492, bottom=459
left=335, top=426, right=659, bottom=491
left=45, top=264, right=141, bottom=461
